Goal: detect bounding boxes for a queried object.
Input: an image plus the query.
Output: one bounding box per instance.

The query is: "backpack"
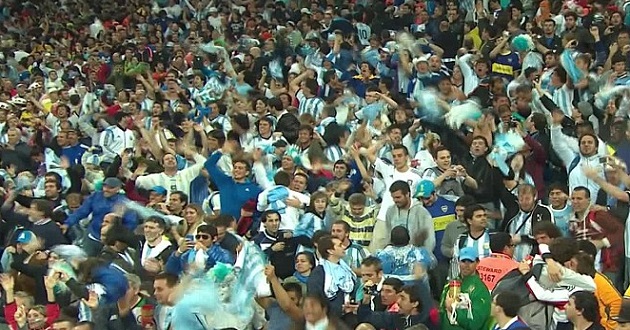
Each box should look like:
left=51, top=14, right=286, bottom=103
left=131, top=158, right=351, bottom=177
left=492, top=265, right=554, bottom=330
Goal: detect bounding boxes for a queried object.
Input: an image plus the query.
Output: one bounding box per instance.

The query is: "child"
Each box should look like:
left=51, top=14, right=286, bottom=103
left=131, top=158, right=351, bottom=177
left=293, top=191, right=330, bottom=253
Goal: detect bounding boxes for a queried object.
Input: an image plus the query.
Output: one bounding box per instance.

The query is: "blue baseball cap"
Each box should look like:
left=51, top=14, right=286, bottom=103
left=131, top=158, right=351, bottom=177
left=414, top=180, right=435, bottom=199
left=103, top=177, right=123, bottom=188
left=151, top=186, right=167, bottom=196
left=459, top=247, right=479, bottom=262
left=16, top=230, right=34, bottom=244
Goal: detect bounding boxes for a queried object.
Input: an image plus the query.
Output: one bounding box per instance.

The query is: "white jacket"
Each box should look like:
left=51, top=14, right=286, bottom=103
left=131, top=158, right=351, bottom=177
left=98, top=125, right=136, bottom=163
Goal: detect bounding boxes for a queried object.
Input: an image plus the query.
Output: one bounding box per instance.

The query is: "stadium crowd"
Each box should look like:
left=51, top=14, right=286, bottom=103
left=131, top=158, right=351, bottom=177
left=3, top=0, right=630, bottom=329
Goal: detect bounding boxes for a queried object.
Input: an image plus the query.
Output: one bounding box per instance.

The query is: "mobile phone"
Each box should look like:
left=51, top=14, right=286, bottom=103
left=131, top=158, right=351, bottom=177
left=599, top=157, right=608, bottom=164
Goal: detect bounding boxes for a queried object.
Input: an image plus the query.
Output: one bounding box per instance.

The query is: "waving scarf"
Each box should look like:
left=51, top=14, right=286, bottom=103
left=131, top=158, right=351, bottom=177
left=321, top=259, right=356, bottom=299
left=267, top=186, right=290, bottom=214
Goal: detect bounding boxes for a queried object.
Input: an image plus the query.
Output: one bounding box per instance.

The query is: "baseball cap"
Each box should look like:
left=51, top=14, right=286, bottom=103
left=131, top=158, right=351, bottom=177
left=415, top=180, right=435, bottom=199
left=459, top=247, right=479, bottom=262
left=16, top=230, right=34, bottom=244
left=103, top=177, right=123, bottom=188
left=151, top=186, right=167, bottom=196
left=613, top=299, right=630, bottom=323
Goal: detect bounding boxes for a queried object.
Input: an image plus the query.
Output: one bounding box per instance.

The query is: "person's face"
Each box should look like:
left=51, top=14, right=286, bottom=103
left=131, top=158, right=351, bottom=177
left=614, top=61, right=626, bottom=73
left=565, top=296, right=578, bottom=321
left=435, top=149, right=452, bottom=169
left=295, top=254, right=313, bottom=274
left=534, top=233, right=552, bottom=245
left=291, top=175, right=307, bottom=192
left=518, top=191, right=536, bottom=212
left=215, top=225, right=227, bottom=242
left=380, top=284, right=398, bottom=306
left=459, top=259, right=478, bottom=277
left=258, top=120, right=271, bottom=135
left=545, top=54, right=557, bottom=68
left=397, top=291, right=418, bottom=315
left=149, top=191, right=165, bottom=204
left=565, top=16, right=576, bottom=29
left=7, top=130, right=19, bottom=144
left=142, top=221, right=164, bottom=241
left=27, top=309, right=46, bottom=328
left=184, top=207, right=199, bottom=224
left=102, top=185, right=119, bottom=197
left=543, top=21, right=555, bottom=34
left=470, top=138, right=488, bottom=156
left=467, top=210, right=487, bottom=230
left=313, top=198, right=327, bottom=213
left=44, top=181, right=59, bottom=198
left=618, top=32, right=630, bottom=47
left=298, top=129, right=311, bottom=144
left=391, top=190, right=410, bottom=209
left=264, top=213, right=280, bottom=234
left=153, top=279, right=174, bottom=305
left=302, top=297, right=326, bottom=323
left=327, top=238, right=346, bottom=259
left=331, top=224, right=348, bottom=241
left=571, top=190, right=590, bottom=213
left=579, top=135, right=597, bottom=156
left=196, top=231, right=213, bottom=247
left=360, top=264, right=382, bottom=284
left=391, top=148, right=407, bottom=168
left=455, top=205, right=466, bottom=221
left=549, top=189, right=568, bottom=209
left=232, top=161, right=249, bottom=181
left=168, top=194, right=184, bottom=211
left=438, top=79, right=453, bottom=93
left=350, top=203, right=365, bottom=217
left=333, top=164, right=347, bottom=178
left=66, top=198, right=81, bottom=213
left=163, top=154, right=177, bottom=169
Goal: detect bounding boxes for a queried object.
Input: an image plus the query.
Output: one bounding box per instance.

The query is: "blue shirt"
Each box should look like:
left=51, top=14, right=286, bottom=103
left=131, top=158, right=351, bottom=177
left=204, top=151, right=262, bottom=219
left=65, top=191, right=138, bottom=239
left=423, top=196, right=456, bottom=262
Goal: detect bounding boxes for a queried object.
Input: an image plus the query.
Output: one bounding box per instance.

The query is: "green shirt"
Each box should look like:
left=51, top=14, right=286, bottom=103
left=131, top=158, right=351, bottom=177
left=439, top=273, right=491, bottom=330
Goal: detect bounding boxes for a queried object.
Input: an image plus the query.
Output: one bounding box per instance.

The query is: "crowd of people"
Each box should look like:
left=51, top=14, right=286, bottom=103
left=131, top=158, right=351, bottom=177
left=3, top=0, right=630, bottom=329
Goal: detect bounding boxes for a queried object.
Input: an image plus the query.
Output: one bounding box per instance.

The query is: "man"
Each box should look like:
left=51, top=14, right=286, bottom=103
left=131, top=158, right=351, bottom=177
left=378, top=180, right=434, bottom=252
left=358, top=257, right=386, bottom=312
left=533, top=221, right=563, bottom=246
left=501, top=184, right=554, bottom=262
left=1, top=127, right=32, bottom=172
left=476, top=232, right=519, bottom=291
left=416, top=179, right=457, bottom=298
left=204, top=142, right=261, bottom=220
left=64, top=177, right=138, bottom=257
left=359, top=277, right=405, bottom=314
left=137, top=216, right=173, bottom=286
left=153, top=272, right=178, bottom=330
left=439, top=247, right=491, bottom=329
left=331, top=220, right=370, bottom=272
left=254, top=210, right=296, bottom=279
left=568, top=186, right=624, bottom=283
left=421, top=147, right=478, bottom=199
left=99, top=112, right=136, bottom=164
left=453, top=205, right=493, bottom=277
left=547, top=183, right=572, bottom=237
left=357, top=285, right=433, bottom=330
left=135, top=148, right=206, bottom=200
left=490, top=291, right=529, bottom=330
left=52, top=318, right=76, bottom=330
left=1, top=197, right=67, bottom=249
left=329, top=192, right=378, bottom=248
left=366, top=143, right=421, bottom=224
left=442, top=195, right=477, bottom=260
left=566, top=291, right=605, bottom=330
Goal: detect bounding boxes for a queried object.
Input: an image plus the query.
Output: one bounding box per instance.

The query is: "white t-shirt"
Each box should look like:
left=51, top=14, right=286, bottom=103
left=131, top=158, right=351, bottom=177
left=374, top=158, right=422, bottom=221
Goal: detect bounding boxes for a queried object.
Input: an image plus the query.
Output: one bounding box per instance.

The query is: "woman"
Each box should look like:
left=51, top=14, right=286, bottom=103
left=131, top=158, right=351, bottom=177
left=306, top=236, right=356, bottom=318
left=172, top=204, right=205, bottom=244
left=284, top=252, right=316, bottom=293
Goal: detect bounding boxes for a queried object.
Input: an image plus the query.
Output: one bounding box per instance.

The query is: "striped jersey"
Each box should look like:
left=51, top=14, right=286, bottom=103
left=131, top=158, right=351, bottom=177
left=297, top=93, right=324, bottom=121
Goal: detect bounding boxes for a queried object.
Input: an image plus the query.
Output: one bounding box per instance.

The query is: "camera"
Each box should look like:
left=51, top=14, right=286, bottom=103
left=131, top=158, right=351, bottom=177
left=509, top=120, right=519, bottom=128
left=363, top=285, right=378, bottom=296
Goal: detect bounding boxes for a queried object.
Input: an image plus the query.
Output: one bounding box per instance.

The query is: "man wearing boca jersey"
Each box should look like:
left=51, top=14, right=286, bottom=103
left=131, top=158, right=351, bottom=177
left=416, top=180, right=456, bottom=298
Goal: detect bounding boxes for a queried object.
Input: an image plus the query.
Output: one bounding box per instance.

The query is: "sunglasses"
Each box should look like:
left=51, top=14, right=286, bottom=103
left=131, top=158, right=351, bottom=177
left=195, top=234, right=211, bottom=240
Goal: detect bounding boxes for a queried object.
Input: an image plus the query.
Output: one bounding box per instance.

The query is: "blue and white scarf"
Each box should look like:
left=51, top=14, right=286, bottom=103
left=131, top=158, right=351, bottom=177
left=321, top=259, right=355, bottom=300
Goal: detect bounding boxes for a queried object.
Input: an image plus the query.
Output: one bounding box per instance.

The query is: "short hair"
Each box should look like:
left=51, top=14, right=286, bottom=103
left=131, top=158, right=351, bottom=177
left=389, top=180, right=411, bottom=194
left=125, top=273, right=141, bottom=289
left=332, top=220, right=350, bottom=233
left=273, top=171, right=292, bottom=187
left=154, top=272, right=179, bottom=287
left=360, top=256, right=383, bottom=272
left=170, top=191, right=189, bottom=204
left=455, top=195, right=476, bottom=207
left=261, top=210, right=281, bottom=223
left=489, top=232, right=512, bottom=253
left=532, top=221, right=561, bottom=239
left=463, top=204, right=485, bottom=222
left=145, top=216, right=167, bottom=230
left=214, top=214, right=236, bottom=228
left=572, top=186, right=591, bottom=199
left=348, top=193, right=367, bottom=206
left=549, top=237, right=579, bottom=264
left=312, top=230, right=330, bottom=246
left=196, top=224, right=218, bottom=237
left=32, top=199, right=54, bottom=218
left=570, top=291, right=600, bottom=322
left=517, top=184, right=537, bottom=197
left=317, top=235, right=335, bottom=259
left=471, top=135, right=489, bottom=149
left=391, top=143, right=409, bottom=156
left=382, top=277, right=404, bottom=292
left=573, top=251, right=596, bottom=277
left=577, top=240, right=597, bottom=259
left=390, top=226, right=410, bottom=246
left=283, top=282, right=304, bottom=299
left=495, top=291, right=522, bottom=317
left=401, top=285, right=422, bottom=311
left=548, top=182, right=568, bottom=195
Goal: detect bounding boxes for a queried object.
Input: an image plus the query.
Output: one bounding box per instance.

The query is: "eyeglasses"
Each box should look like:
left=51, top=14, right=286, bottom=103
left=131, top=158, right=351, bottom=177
left=195, top=234, right=211, bottom=240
